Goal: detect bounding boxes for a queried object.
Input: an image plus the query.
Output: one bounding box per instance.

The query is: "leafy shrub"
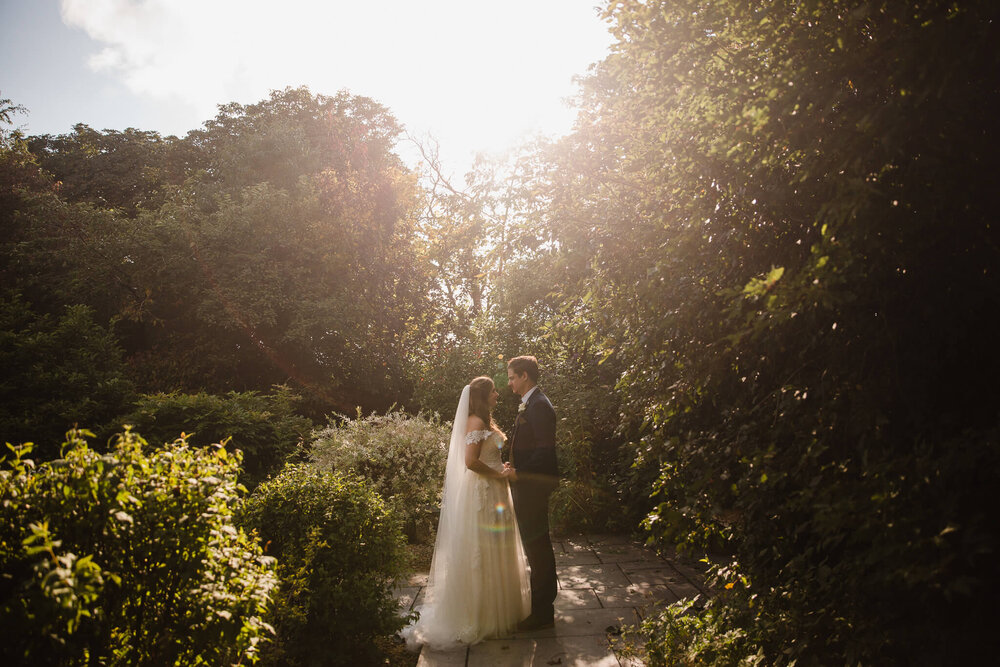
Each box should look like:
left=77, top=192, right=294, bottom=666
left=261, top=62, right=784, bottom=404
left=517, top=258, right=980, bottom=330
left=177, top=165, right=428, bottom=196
left=622, top=596, right=763, bottom=667
left=118, top=386, right=312, bottom=489
left=0, top=295, right=135, bottom=458
left=530, top=352, right=641, bottom=537
left=308, top=410, right=448, bottom=542
left=550, top=429, right=639, bottom=536
left=237, top=463, right=409, bottom=667
left=0, top=428, right=277, bottom=665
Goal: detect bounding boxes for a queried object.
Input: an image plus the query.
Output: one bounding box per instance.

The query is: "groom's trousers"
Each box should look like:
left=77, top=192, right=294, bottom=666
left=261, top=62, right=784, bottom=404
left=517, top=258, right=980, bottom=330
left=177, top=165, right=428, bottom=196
left=511, top=477, right=558, bottom=621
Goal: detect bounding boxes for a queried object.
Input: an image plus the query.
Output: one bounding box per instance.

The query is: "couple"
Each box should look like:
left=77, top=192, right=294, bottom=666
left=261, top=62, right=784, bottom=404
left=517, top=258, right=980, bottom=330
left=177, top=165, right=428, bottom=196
left=404, top=355, right=559, bottom=649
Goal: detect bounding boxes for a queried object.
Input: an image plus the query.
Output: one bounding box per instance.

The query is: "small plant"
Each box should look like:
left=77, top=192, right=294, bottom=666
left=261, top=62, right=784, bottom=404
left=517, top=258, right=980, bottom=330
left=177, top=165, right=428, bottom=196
left=238, top=463, right=410, bottom=667
left=622, top=595, right=765, bottom=667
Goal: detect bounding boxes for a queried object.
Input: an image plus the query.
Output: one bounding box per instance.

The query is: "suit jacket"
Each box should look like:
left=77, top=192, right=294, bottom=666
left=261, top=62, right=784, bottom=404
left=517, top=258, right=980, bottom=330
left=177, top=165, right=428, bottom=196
left=510, top=388, right=559, bottom=479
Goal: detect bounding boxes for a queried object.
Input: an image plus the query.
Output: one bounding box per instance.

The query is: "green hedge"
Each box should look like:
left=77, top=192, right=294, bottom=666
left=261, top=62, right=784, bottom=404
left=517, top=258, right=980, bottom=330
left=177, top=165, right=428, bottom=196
left=238, top=463, right=409, bottom=666
left=0, top=296, right=135, bottom=458
left=118, top=387, right=312, bottom=490
left=0, top=428, right=277, bottom=665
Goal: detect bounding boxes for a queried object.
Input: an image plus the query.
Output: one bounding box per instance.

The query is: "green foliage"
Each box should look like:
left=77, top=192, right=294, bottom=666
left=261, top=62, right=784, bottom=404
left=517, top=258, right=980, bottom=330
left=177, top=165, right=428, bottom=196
left=4, top=88, right=430, bottom=416
left=534, top=0, right=1000, bottom=663
left=238, top=463, right=409, bottom=666
left=539, top=350, right=641, bottom=536
left=27, top=124, right=200, bottom=217
left=623, top=597, right=763, bottom=667
left=308, top=409, right=449, bottom=542
left=0, top=98, right=47, bottom=194
left=0, top=428, right=277, bottom=665
left=0, top=295, right=134, bottom=458
left=118, top=386, right=312, bottom=489
left=119, top=89, right=427, bottom=411
left=405, top=334, right=508, bottom=424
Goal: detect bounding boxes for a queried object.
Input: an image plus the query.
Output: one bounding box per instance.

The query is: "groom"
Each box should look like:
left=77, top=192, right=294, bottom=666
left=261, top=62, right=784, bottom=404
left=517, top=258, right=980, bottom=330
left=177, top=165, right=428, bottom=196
left=505, top=355, right=559, bottom=631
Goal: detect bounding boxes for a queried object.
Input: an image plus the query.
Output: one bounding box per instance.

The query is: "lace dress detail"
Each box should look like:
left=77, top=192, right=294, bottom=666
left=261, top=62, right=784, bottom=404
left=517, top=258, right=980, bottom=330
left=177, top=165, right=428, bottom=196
left=465, top=429, right=493, bottom=445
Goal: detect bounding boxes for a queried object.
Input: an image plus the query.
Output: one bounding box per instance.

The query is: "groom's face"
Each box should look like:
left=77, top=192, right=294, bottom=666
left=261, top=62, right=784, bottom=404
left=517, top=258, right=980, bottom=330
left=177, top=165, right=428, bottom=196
left=507, top=368, right=529, bottom=397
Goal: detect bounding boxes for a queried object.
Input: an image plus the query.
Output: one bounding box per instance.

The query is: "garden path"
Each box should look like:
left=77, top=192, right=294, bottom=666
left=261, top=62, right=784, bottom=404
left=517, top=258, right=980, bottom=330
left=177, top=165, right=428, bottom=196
left=394, top=533, right=709, bottom=666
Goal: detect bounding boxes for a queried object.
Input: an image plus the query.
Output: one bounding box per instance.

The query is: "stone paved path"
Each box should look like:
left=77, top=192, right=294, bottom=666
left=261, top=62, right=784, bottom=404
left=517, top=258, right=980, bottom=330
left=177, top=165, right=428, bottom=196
left=394, top=534, right=709, bottom=666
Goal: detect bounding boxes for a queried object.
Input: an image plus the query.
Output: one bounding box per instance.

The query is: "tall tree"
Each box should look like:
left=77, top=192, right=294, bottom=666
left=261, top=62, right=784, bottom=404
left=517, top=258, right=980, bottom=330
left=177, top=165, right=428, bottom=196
left=123, top=88, right=428, bottom=413
left=27, top=124, right=200, bottom=217
left=535, top=1, right=1000, bottom=663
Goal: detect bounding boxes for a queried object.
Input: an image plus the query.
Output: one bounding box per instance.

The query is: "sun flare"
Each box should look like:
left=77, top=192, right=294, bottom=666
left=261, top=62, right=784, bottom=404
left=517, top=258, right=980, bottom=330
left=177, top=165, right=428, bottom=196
left=58, top=0, right=612, bottom=173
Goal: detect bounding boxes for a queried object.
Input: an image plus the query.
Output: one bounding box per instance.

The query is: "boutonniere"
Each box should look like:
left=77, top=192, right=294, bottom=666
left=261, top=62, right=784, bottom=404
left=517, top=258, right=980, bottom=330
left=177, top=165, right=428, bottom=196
left=518, top=403, right=526, bottom=413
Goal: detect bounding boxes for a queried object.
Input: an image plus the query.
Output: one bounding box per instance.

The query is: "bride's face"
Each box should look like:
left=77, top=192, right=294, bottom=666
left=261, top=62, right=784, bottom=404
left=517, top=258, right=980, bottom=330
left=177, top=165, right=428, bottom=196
left=488, top=387, right=499, bottom=408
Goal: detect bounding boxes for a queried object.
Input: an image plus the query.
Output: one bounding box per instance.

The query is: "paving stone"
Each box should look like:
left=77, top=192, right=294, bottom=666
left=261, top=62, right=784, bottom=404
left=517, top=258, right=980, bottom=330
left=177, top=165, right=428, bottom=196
left=595, top=584, right=679, bottom=609
left=559, top=536, right=595, bottom=554
left=664, top=581, right=703, bottom=600
left=510, top=607, right=640, bottom=641
left=555, top=549, right=602, bottom=566
left=588, top=533, right=639, bottom=546
left=407, top=572, right=429, bottom=587
left=555, top=587, right=602, bottom=611
left=622, top=566, right=703, bottom=599
left=622, top=564, right=688, bottom=587
left=417, top=645, right=468, bottom=666
left=558, top=563, right=631, bottom=589
left=672, top=562, right=710, bottom=583
left=618, top=558, right=676, bottom=572
left=594, top=544, right=661, bottom=565
left=470, top=634, right=620, bottom=666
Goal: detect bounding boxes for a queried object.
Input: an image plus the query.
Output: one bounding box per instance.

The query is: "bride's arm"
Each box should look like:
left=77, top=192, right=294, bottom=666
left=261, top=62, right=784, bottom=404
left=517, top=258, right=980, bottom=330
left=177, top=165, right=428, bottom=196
left=464, top=419, right=508, bottom=480
left=465, top=438, right=506, bottom=479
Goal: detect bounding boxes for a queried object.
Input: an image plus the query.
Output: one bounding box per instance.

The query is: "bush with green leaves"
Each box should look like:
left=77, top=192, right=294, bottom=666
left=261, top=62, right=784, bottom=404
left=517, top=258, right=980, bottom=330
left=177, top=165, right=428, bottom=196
left=237, top=463, right=409, bottom=667
left=0, top=295, right=135, bottom=458
left=622, top=596, right=763, bottom=667
left=0, top=428, right=277, bottom=665
left=118, top=386, right=312, bottom=489
left=307, top=409, right=448, bottom=542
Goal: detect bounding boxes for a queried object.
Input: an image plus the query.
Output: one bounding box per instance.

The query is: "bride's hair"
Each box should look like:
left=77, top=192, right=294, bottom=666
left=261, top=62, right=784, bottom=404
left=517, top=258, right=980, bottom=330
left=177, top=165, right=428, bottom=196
left=468, top=376, right=503, bottom=437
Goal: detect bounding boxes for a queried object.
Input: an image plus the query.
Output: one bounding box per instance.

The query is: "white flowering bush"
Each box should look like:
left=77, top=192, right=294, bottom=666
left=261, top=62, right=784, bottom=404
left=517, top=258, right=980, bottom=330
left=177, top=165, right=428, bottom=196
left=308, top=410, right=449, bottom=542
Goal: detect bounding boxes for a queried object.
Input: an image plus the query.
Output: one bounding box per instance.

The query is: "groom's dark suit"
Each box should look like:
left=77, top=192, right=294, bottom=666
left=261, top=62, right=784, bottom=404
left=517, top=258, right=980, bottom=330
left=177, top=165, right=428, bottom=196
left=509, top=387, right=559, bottom=623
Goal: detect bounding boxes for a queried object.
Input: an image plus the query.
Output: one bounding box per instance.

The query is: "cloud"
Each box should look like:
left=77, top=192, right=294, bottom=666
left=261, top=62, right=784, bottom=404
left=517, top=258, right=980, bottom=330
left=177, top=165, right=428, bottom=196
left=59, top=0, right=612, bottom=167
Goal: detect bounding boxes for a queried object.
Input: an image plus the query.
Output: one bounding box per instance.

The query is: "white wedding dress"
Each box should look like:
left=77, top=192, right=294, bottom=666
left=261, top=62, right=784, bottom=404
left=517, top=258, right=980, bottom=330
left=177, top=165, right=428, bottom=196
left=402, top=386, right=530, bottom=649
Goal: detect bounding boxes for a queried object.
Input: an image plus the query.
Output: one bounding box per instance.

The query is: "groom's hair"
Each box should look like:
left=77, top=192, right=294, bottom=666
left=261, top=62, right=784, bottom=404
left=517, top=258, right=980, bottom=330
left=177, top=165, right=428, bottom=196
left=507, top=355, right=540, bottom=383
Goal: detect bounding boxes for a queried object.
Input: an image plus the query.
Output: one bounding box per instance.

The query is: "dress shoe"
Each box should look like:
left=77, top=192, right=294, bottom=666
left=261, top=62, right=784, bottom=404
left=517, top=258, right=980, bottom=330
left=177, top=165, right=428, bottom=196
left=516, top=615, right=555, bottom=632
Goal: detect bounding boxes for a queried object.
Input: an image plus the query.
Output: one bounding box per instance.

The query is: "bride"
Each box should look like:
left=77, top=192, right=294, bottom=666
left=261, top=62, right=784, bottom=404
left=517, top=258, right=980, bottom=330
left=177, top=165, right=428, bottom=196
left=403, top=376, right=530, bottom=649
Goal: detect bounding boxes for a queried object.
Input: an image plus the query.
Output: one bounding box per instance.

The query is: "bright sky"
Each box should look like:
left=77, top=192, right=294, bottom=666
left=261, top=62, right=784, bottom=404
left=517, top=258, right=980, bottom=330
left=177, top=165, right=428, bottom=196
left=1, top=0, right=613, bottom=177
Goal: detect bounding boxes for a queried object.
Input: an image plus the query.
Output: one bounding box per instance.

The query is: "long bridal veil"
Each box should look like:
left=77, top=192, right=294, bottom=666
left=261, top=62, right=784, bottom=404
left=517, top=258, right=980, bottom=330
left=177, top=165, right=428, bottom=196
left=403, top=386, right=485, bottom=648
left=403, top=384, right=529, bottom=649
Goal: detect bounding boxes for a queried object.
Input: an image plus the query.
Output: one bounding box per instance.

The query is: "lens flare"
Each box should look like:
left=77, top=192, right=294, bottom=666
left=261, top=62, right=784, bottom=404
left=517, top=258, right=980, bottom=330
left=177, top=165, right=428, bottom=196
left=479, top=501, right=512, bottom=533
